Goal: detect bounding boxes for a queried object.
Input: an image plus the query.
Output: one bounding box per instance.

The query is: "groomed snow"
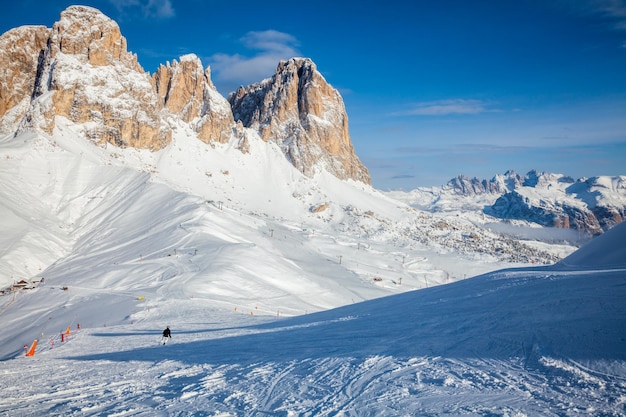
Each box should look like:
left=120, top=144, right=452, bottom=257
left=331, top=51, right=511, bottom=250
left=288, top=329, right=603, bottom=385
left=1, top=123, right=624, bottom=416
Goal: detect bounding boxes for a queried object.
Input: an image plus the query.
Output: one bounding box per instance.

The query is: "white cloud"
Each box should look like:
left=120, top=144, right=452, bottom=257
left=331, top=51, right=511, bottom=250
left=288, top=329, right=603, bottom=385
left=208, top=30, right=301, bottom=94
left=401, top=99, right=498, bottom=116
left=241, top=30, right=299, bottom=54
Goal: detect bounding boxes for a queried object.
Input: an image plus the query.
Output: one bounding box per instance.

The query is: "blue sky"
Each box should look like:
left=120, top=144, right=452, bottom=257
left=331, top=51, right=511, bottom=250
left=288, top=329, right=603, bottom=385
left=2, top=0, right=625, bottom=189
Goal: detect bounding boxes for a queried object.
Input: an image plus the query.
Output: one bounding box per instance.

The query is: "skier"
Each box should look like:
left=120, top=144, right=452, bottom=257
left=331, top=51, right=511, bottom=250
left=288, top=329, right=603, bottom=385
left=161, top=326, right=171, bottom=345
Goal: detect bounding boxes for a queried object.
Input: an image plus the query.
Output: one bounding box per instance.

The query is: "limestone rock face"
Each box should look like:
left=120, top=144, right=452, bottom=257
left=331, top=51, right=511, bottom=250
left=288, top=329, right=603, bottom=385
left=229, top=58, right=370, bottom=184
left=22, top=5, right=170, bottom=149
left=153, top=55, right=234, bottom=144
left=153, top=55, right=206, bottom=123
left=0, top=26, right=50, bottom=134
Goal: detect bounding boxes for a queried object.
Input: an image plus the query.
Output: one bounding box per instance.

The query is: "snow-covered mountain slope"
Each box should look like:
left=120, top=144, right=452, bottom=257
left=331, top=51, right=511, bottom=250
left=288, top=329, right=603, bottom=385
left=0, top=119, right=571, bottom=360
left=0, top=207, right=624, bottom=415
left=0, top=107, right=623, bottom=417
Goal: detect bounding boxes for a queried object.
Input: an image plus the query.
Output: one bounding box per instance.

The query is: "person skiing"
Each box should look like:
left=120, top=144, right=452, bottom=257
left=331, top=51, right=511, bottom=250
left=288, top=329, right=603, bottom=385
left=162, top=326, right=171, bottom=345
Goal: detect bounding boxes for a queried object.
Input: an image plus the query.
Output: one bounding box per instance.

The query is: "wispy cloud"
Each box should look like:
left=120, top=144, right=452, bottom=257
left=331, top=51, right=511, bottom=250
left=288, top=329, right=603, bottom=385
left=397, top=99, right=499, bottom=116
left=208, top=30, right=301, bottom=94
left=591, top=0, right=626, bottom=29
left=562, top=0, right=626, bottom=32
left=108, top=0, right=175, bottom=19
left=240, top=30, right=299, bottom=55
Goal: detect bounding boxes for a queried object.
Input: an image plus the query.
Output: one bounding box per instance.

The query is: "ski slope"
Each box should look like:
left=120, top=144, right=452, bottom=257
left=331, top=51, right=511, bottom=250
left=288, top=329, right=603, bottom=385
left=1, top=125, right=624, bottom=415
left=1, top=224, right=625, bottom=415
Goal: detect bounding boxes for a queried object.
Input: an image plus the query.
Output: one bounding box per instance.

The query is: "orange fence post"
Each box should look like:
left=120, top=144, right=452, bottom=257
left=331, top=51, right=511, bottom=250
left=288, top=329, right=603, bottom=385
left=25, top=339, right=37, bottom=357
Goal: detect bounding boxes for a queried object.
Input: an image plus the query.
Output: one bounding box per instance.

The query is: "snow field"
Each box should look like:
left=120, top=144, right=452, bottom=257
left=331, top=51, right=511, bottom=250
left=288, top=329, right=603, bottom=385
left=1, top=124, right=625, bottom=415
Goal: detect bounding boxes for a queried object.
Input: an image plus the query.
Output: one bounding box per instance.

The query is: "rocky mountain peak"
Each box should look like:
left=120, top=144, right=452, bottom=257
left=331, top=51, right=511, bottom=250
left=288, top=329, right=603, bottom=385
left=14, top=5, right=170, bottom=148
left=154, top=54, right=208, bottom=122
left=229, top=57, right=370, bottom=184
left=522, top=170, right=565, bottom=188
left=447, top=172, right=520, bottom=196
left=152, top=54, right=235, bottom=144
left=51, top=5, right=140, bottom=69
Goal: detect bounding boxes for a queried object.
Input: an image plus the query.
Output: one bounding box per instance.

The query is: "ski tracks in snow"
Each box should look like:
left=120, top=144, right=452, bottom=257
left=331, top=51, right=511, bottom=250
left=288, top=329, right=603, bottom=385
left=2, top=353, right=625, bottom=416
left=2, top=326, right=626, bottom=416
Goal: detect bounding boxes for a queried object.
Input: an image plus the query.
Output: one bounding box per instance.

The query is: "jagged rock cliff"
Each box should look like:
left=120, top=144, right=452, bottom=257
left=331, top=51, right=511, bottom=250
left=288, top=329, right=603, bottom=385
left=0, top=6, right=368, bottom=184
left=229, top=58, right=370, bottom=184
left=0, top=25, right=50, bottom=134
left=152, top=54, right=234, bottom=145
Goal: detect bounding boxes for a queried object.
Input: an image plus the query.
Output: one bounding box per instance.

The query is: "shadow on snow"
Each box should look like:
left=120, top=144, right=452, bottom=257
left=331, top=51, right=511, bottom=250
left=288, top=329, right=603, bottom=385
left=67, top=265, right=626, bottom=366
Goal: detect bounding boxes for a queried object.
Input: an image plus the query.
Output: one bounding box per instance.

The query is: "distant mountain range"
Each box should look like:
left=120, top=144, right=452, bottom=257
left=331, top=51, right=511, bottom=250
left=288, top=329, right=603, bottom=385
left=387, top=170, right=626, bottom=236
